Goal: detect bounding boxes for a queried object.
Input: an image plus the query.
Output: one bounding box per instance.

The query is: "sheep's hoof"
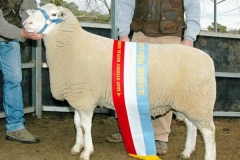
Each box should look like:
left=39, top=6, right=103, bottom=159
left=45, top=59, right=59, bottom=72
left=80, top=149, right=93, bottom=160
left=71, top=150, right=80, bottom=156
left=71, top=147, right=81, bottom=155
left=180, top=153, right=190, bottom=159
left=80, top=153, right=92, bottom=160
left=79, top=157, right=90, bottom=160
left=71, top=144, right=84, bottom=156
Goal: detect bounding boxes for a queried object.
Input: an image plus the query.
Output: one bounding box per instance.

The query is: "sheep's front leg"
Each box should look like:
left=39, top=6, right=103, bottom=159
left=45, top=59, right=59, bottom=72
left=181, top=117, right=197, bottom=159
left=71, top=110, right=84, bottom=155
left=77, top=109, right=94, bottom=160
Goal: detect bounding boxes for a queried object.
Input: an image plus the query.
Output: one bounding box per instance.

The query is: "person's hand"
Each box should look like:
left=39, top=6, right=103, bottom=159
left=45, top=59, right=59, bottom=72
left=119, top=35, right=130, bottom=42
left=182, top=39, right=193, bottom=47
left=21, top=29, right=43, bottom=40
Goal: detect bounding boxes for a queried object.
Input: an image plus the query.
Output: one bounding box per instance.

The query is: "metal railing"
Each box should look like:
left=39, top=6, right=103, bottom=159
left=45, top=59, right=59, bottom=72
left=1, top=0, right=239, bottom=118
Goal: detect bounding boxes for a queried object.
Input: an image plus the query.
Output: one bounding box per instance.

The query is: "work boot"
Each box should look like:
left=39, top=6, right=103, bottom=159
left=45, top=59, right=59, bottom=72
left=6, top=128, right=40, bottom=144
left=105, top=132, right=123, bottom=143
left=156, top=140, right=168, bottom=155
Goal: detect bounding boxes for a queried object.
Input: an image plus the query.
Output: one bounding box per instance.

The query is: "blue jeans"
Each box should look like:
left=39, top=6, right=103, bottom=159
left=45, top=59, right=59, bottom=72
left=0, top=40, right=25, bottom=132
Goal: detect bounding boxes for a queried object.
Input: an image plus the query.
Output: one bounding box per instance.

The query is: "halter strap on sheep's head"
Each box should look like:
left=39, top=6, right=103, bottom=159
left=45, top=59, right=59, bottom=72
left=37, top=8, right=63, bottom=34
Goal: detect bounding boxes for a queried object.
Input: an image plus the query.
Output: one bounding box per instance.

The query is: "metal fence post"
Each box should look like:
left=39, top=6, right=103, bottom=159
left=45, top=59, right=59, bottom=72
left=111, top=0, right=118, bottom=39
left=34, top=40, right=43, bottom=118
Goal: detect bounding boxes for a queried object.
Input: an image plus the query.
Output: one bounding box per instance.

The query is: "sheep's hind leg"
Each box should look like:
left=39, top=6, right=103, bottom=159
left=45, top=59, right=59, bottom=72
left=77, top=109, right=94, bottom=160
left=71, top=110, right=84, bottom=155
left=180, top=117, right=197, bottom=159
left=198, top=121, right=216, bottom=160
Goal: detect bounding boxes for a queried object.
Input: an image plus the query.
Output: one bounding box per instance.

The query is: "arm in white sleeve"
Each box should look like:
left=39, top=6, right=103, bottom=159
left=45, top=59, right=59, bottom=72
left=117, top=0, right=135, bottom=37
left=183, top=0, right=201, bottom=42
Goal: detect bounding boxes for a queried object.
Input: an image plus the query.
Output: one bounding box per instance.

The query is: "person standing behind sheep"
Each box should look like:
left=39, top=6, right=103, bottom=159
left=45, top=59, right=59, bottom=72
left=0, top=0, right=43, bottom=143
left=106, top=0, right=201, bottom=155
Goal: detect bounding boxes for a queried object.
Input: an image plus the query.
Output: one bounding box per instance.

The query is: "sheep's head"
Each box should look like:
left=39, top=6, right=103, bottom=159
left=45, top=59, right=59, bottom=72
left=24, top=3, right=68, bottom=34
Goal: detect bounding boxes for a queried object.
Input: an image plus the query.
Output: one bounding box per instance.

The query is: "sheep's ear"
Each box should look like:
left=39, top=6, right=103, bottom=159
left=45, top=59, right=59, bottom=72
left=59, top=10, right=68, bottom=20
left=26, top=9, right=35, bottom=16
left=57, top=6, right=68, bottom=20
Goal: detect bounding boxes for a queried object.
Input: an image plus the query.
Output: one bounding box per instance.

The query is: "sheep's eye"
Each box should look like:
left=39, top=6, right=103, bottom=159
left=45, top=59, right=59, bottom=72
left=51, top=13, right=57, bottom=16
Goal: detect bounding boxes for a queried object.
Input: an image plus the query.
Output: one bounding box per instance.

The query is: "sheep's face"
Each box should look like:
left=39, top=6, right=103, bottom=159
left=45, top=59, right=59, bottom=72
left=24, top=3, right=68, bottom=34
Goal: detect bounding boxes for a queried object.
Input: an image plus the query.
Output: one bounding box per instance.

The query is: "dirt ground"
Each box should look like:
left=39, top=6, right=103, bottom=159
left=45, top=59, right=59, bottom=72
left=0, top=111, right=239, bottom=160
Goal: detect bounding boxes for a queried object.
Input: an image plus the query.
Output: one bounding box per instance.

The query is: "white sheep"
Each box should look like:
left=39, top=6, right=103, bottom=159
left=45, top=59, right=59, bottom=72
left=24, top=3, right=216, bottom=160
